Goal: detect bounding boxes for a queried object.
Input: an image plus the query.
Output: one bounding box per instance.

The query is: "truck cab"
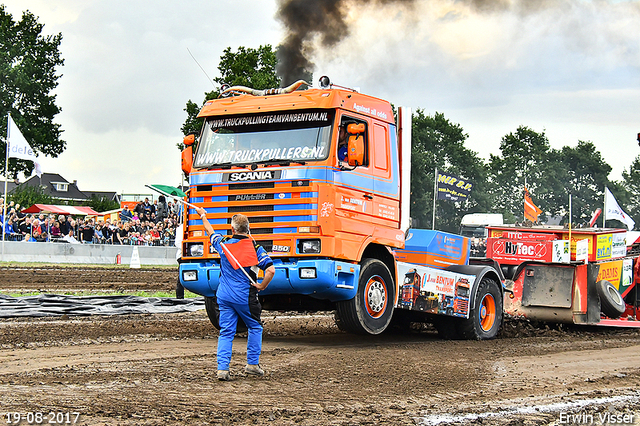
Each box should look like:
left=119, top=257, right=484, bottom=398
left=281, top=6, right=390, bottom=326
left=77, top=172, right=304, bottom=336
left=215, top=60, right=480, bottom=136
left=178, top=78, right=504, bottom=338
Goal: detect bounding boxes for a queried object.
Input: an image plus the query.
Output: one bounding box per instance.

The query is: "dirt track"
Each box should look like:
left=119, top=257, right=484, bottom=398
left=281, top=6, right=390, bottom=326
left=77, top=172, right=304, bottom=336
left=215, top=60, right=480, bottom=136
left=1, top=266, right=640, bottom=425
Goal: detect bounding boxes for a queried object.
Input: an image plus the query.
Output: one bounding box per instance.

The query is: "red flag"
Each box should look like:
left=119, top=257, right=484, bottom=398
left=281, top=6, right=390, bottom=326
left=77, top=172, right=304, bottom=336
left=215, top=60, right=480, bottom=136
left=588, top=208, right=602, bottom=227
left=524, top=187, right=543, bottom=222
left=220, top=238, right=258, bottom=269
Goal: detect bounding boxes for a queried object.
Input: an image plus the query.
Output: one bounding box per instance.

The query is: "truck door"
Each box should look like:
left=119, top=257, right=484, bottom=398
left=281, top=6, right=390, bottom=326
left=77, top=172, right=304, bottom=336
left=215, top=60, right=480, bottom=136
left=371, top=122, right=400, bottom=227
left=333, top=115, right=374, bottom=239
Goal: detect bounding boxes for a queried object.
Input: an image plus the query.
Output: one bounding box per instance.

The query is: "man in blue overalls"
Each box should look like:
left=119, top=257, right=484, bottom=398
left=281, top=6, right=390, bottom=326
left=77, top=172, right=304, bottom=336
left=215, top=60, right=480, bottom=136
left=195, top=207, right=275, bottom=381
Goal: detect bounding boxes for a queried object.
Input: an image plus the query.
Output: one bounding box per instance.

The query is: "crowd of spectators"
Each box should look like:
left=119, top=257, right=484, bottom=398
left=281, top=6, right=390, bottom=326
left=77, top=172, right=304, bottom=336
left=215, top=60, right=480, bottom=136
left=0, top=196, right=183, bottom=246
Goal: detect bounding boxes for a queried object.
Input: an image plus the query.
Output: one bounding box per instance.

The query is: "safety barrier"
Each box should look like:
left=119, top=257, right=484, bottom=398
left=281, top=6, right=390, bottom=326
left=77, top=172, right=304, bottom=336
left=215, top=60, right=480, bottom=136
left=0, top=241, right=179, bottom=266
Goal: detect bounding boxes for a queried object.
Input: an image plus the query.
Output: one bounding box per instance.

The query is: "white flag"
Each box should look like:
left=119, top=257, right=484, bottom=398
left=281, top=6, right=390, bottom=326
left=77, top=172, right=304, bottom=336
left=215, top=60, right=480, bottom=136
left=605, top=187, right=635, bottom=230
left=7, top=115, right=42, bottom=177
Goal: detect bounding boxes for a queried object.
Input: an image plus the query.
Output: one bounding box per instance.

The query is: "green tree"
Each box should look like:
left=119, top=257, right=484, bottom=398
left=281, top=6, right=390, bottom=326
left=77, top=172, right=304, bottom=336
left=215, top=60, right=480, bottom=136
left=9, top=184, right=54, bottom=207
left=617, top=156, right=640, bottom=228
left=410, top=110, right=490, bottom=232
left=0, top=6, right=65, bottom=177
left=488, top=126, right=568, bottom=223
left=558, top=141, right=612, bottom=226
left=181, top=45, right=281, bottom=140
left=87, top=195, right=119, bottom=213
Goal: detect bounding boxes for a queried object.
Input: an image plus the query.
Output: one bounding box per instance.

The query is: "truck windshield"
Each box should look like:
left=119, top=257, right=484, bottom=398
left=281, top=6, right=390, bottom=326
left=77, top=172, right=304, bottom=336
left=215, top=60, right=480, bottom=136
left=194, top=109, right=334, bottom=168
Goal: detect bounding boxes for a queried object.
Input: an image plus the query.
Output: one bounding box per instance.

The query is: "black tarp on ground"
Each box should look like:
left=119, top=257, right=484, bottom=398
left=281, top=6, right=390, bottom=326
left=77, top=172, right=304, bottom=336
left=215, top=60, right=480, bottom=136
left=0, top=294, right=205, bottom=317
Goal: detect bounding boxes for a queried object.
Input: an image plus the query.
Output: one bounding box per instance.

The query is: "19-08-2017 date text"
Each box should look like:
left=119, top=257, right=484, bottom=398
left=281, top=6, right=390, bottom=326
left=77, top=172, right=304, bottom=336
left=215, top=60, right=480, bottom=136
left=4, top=412, right=80, bottom=424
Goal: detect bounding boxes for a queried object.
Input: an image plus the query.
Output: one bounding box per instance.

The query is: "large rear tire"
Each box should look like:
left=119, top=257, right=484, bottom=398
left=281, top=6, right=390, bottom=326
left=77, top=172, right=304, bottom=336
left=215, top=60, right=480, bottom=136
left=457, top=278, right=502, bottom=340
left=204, top=296, right=248, bottom=333
left=335, top=259, right=395, bottom=335
left=596, top=280, right=625, bottom=319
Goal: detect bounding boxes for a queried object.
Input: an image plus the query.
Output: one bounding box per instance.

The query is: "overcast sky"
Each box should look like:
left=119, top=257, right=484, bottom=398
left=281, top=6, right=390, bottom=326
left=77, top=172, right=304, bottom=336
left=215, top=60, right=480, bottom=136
left=2, top=0, right=638, bottom=198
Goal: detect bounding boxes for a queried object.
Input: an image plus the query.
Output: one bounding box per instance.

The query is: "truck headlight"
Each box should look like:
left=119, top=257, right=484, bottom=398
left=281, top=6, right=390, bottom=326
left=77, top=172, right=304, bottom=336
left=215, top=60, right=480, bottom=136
left=183, top=270, right=198, bottom=281
left=299, top=268, right=316, bottom=279
left=189, top=243, right=204, bottom=257
left=299, top=239, right=321, bottom=254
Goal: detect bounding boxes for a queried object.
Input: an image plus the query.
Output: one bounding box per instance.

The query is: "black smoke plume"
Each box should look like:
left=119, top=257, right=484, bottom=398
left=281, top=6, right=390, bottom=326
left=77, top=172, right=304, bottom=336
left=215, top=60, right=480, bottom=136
left=275, top=0, right=419, bottom=85
left=274, top=0, right=528, bottom=85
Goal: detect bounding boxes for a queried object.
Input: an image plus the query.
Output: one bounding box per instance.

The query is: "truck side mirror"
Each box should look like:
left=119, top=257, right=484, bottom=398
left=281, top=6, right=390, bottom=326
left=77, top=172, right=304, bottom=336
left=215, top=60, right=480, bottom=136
left=181, top=146, right=193, bottom=176
left=347, top=134, right=364, bottom=167
left=183, top=134, right=196, bottom=146
left=347, top=123, right=365, bottom=134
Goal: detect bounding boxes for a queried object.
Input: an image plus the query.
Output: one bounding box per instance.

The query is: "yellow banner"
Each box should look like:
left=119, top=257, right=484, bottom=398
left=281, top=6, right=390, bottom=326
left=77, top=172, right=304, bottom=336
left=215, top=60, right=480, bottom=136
left=596, top=260, right=623, bottom=289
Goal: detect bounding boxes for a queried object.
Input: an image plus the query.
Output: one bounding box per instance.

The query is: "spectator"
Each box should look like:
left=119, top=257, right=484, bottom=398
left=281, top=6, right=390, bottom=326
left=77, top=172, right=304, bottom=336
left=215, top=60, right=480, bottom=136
left=134, top=201, right=145, bottom=219
left=68, top=218, right=77, bottom=239
left=36, top=231, right=49, bottom=243
left=119, top=222, right=130, bottom=244
left=19, top=216, right=31, bottom=236
left=22, top=233, right=36, bottom=242
left=32, top=219, right=42, bottom=239
left=40, top=217, right=51, bottom=236
left=80, top=219, right=95, bottom=243
left=120, top=205, right=133, bottom=222
left=62, top=229, right=80, bottom=244
left=59, top=215, right=71, bottom=236
left=15, top=204, right=25, bottom=220
left=4, top=218, right=14, bottom=240
left=157, top=195, right=168, bottom=221
left=102, top=219, right=113, bottom=243
left=50, top=221, right=61, bottom=239
left=143, top=198, right=153, bottom=218
left=150, top=225, right=160, bottom=242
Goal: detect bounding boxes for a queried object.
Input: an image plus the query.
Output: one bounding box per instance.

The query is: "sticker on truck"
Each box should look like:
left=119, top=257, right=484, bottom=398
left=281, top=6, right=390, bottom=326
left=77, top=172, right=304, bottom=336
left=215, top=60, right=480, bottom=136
left=396, top=262, right=476, bottom=318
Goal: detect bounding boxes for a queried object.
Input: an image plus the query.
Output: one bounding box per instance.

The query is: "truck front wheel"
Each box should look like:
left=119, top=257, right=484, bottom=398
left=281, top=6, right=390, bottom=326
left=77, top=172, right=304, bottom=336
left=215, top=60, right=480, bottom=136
left=335, top=259, right=395, bottom=335
left=457, top=278, right=502, bottom=340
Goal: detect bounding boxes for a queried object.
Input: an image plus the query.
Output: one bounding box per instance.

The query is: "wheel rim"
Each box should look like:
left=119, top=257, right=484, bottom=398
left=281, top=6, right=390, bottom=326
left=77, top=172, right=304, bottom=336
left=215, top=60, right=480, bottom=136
left=364, top=275, right=387, bottom=318
left=479, top=293, right=496, bottom=332
left=607, top=285, right=623, bottom=306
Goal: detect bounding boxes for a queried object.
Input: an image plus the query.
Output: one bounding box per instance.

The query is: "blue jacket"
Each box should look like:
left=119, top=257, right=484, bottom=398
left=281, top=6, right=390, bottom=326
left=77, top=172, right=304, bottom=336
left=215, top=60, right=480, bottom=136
left=209, top=234, right=273, bottom=305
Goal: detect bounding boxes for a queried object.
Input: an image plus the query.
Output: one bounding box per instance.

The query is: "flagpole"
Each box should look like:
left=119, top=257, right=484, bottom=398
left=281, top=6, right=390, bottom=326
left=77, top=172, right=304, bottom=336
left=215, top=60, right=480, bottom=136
left=568, top=193, right=572, bottom=245
left=603, top=186, right=607, bottom=229
left=432, top=167, right=437, bottom=230
left=2, top=113, right=9, bottom=261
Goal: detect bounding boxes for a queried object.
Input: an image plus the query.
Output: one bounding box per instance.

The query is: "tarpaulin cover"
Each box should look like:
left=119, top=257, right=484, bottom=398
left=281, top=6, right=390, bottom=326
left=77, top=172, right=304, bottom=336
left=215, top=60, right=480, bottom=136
left=21, top=204, right=100, bottom=216
left=0, top=294, right=204, bottom=317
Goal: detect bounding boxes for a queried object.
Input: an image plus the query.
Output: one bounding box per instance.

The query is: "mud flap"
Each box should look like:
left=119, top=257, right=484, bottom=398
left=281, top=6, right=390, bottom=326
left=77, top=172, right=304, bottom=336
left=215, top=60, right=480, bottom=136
left=584, top=263, right=602, bottom=324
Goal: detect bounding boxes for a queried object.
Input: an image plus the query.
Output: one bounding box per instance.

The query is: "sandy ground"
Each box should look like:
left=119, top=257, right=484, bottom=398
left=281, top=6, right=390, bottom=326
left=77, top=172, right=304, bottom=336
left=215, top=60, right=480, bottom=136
left=1, top=266, right=640, bottom=425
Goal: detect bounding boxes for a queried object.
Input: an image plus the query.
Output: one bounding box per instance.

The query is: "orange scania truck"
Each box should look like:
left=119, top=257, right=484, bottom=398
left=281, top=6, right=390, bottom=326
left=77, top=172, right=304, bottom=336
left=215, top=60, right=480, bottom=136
left=177, top=77, right=504, bottom=339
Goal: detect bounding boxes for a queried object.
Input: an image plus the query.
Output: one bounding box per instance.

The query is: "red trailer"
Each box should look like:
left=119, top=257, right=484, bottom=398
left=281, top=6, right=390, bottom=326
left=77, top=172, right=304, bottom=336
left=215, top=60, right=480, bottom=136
left=485, top=225, right=640, bottom=327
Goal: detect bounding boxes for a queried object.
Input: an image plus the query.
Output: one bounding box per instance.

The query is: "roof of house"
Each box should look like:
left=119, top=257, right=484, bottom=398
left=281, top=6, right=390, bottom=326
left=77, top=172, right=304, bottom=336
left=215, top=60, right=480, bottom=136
left=84, top=190, right=120, bottom=202
left=21, top=173, right=89, bottom=201
left=0, top=180, right=19, bottom=196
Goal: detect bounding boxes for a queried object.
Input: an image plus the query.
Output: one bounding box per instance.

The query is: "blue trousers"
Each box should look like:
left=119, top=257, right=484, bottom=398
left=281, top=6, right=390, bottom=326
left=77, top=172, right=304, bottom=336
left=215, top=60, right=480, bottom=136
left=217, top=298, right=263, bottom=371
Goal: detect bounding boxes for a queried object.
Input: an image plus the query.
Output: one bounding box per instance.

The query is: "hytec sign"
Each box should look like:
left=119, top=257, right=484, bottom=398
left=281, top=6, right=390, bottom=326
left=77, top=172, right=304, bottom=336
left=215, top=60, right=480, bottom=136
left=487, top=238, right=571, bottom=264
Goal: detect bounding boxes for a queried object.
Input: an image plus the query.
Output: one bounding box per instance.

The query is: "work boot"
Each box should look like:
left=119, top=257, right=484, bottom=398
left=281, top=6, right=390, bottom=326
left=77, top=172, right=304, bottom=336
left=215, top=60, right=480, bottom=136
left=244, top=364, right=264, bottom=377
left=217, top=370, right=231, bottom=381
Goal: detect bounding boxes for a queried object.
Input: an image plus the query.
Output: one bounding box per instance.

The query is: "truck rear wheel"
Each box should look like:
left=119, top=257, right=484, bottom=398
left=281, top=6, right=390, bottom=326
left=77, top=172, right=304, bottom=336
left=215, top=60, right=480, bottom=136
left=335, top=259, right=395, bottom=335
left=204, top=296, right=248, bottom=333
left=457, top=278, right=502, bottom=340
left=596, top=280, right=625, bottom=319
